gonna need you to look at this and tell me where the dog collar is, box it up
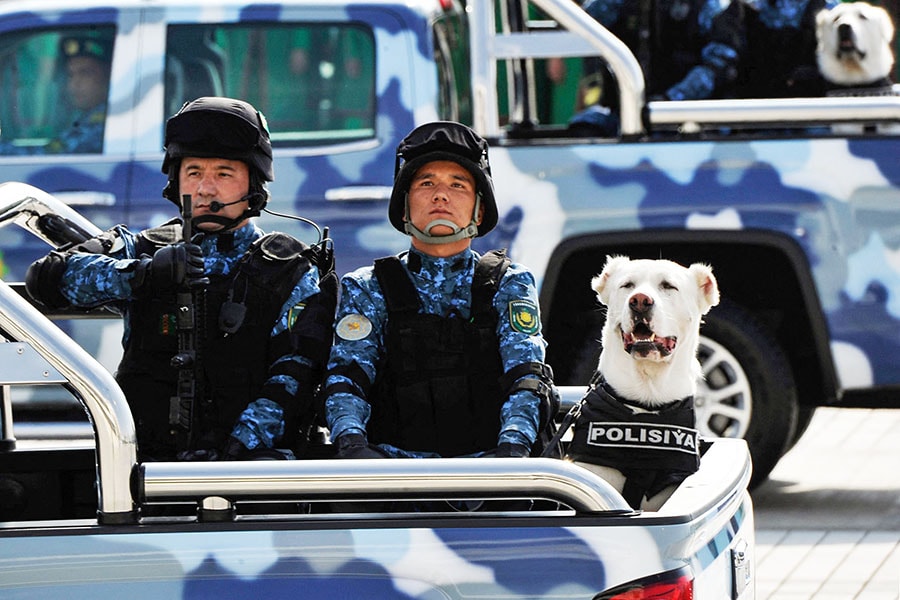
[588,372,693,413]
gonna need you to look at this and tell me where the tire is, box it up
[697,301,799,489]
[567,301,799,489]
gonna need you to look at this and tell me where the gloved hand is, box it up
[567,104,619,137]
[221,436,290,461]
[134,242,208,294]
[494,442,530,458]
[176,448,221,461]
[335,432,384,459]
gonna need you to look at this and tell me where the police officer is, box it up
[25,97,336,461]
[738,0,838,98]
[323,121,557,461]
[569,0,746,134]
[1,34,111,155]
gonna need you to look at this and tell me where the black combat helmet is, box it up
[389,121,498,242]
[161,96,273,216]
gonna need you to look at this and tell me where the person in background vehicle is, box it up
[24,97,337,461]
[568,0,746,135]
[738,0,839,98]
[0,34,111,155]
[323,121,558,461]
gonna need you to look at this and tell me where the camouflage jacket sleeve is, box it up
[59,225,141,307]
[666,0,744,100]
[324,266,384,441]
[232,265,325,450]
[493,262,546,447]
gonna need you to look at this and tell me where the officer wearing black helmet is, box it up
[323,121,557,461]
[26,97,337,462]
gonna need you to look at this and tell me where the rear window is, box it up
[166,23,376,146]
[0,25,115,155]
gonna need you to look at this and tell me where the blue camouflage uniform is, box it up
[59,220,321,453]
[325,245,544,457]
[0,104,106,155]
[582,0,745,101]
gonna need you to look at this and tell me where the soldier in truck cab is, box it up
[0,34,111,155]
[323,121,559,462]
[25,97,337,462]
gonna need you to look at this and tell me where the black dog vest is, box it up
[567,375,700,508]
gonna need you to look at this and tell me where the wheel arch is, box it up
[539,229,838,407]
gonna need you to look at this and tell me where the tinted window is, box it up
[166,23,376,146]
[0,26,114,155]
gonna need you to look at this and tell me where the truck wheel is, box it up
[697,301,799,489]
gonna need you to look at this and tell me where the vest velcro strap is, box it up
[327,361,372,395]
[499,361,554,393]
[323,381,362,398]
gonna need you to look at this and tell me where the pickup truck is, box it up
[0,184,756,598]
[1,0,899,488]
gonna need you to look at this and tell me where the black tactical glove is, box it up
[133,242,208,295]
[494,442,530,458]
[176,448,221,461]
[335,432,385,459]
[25,251,71,309]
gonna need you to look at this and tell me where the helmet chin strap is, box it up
[404,193,482,245]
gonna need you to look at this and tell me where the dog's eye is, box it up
[660,280,678,291]
[620,281,635,290]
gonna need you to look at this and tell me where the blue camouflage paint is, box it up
[0,492,753,598]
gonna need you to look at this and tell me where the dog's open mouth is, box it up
[837,31,865,60]
[621,323,677,357]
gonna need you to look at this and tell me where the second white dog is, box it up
[816,1,895,88]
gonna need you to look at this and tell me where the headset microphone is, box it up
[208,198,245,213]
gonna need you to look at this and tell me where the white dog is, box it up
[566,256,719,510]
[816,2,895,88]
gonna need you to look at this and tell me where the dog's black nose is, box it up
[629,293,653,314]
[838,22,852,41]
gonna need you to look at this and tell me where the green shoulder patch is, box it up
[508,299,540,335]
[288,303,306,329]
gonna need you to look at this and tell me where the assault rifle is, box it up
[168,195,205,451]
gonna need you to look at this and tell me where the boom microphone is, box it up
[208,198,245,212]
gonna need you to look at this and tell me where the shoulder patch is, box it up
[336,313,373,341]
[287,303,307,329]
[508,299,540,335]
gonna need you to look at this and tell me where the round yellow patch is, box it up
[336,313,373,341]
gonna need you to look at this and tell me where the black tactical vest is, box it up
[365,250,510,457]
[116,223,314,457]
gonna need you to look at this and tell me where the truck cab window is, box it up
[166,23,376,146]
[0,26,114,155]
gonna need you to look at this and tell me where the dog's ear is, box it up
[872,4,895,43]
[689,262,720,314]
[815,6,830,33]
[592,255,629,304]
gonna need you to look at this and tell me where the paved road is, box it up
[751,407,900,599]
